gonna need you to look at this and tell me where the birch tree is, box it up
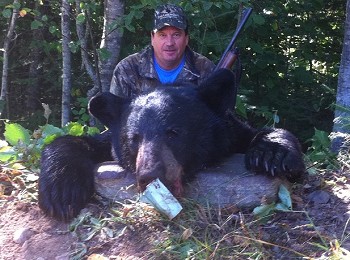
[99,0,124,91]
[331,0,350,150]
[75,0,124,99]
[97,0,124,93]
[61,0,72,126]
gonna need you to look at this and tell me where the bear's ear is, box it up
[198,68,237,115]
[88,92,130,128]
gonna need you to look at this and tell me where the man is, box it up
[110,4,215,98]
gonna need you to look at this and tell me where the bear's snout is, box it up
[135,141,184,196]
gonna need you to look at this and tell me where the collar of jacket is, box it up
[138,45,201,80]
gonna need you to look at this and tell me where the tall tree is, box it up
[61,0,72,126]
[97,0,124,93]
[75,0,98,88]
[333,0,350,134]
[78,0,125,99]
[0,0,19,118]
[26,1,44,114]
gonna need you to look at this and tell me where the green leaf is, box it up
[278,184,292,210]
[76,13,85,24]
[65,122,85,136]
[40,124,64,146]
[202,2,213,11]
[69,41,80,53]
[42,124,64,137]
[253,203,276,217]
[4,123,31,146]
[0,146,17,162]
[272,20,278,30]
[133,10,143,19]
[87,127,100,136]
[83,230,98,241]
[275,202,291,211]
[253,14,265,25]
[41,15,48,22]
[98,47,111,61]
[90,217,101,226]
[31,20,43,30]
[250,42,264,54]
[13,2,21,9]
[80,114,90,122]
[313,129,330,148]
[43,134,60,145]
[49,25,58,34]
[2,9,12,18]
[125,24,135,32]
[235,95,247,118]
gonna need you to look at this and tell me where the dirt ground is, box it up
[0,166,349,259]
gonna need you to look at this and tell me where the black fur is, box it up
[38,69,305,221]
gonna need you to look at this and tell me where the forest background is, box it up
[0,0,348,150]
[0,1,350,258]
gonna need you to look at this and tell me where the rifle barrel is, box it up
[216,7,253,69]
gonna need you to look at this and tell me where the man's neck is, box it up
[156,57,184,70]
[153,54,186,84]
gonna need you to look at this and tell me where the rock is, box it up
[184,155,286,209]
[95,162,137,201]
[329,131,350,153]
[94,154,288,210]
[87,254,109,260]
[307,190,331,204]
[55,253,70,260]
[13,227,34,244]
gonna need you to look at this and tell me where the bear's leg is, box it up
[38,133,112,221]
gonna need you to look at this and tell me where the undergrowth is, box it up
[0,120,349,259]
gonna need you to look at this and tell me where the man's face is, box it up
[151,26,189,70]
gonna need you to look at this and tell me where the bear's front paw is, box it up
[245,129,305,180]
[245,146,304,180]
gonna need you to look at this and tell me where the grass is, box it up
[1,161,349,259]
[63,192,349,259]
[1,133,350,259]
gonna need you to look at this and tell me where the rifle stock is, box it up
[215,7,252,70]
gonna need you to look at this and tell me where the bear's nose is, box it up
[137,169,162,191]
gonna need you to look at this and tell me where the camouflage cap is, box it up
[153,4,187,31]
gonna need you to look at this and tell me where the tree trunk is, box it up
[75,0,98,86]
[87,0,124,98]
[0,0,19,118]
[26,2,42,113]
[98,0,124,92]
[61,0,72,126]
[26,32,41,112]
[331,0,350,151]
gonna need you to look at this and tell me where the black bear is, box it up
[38,69,305,221]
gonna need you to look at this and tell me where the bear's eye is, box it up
[166,128,180,139]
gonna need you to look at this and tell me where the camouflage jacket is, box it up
[109,45,215,98]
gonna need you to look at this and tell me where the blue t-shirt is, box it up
[154,55,185,84]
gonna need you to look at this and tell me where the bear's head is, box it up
[89,68,236,197]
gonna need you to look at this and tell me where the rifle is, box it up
[215,7,252,108]
[215,7,253,70]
